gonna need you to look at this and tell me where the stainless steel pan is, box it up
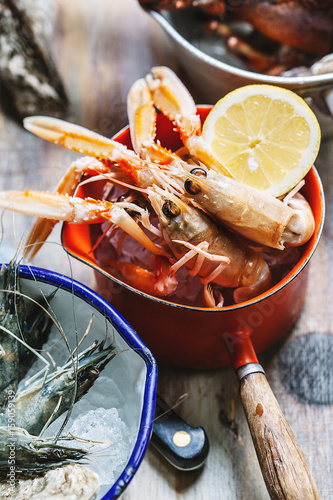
[146,8,333,132]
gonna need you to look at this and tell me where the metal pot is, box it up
[61,106,324,499]
[146,9,333,136]
[148,9,333,97]
[61,107,324,371]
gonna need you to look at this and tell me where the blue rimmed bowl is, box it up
[10,264,158,500]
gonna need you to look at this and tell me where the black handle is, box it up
[151,395,209,471]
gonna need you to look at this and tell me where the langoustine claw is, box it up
[145,66,233,177]
[0,189,168,258]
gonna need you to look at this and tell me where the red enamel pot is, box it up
[62,106,324,498]
[62,106,324,371]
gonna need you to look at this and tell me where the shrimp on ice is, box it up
[0,426,88,478]
[0,265,119,482]
[5,340,116,436]
[0,259,55,406]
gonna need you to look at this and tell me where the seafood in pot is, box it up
[0,67,317,307]
[128,67,315,250]
[138,0,333,74]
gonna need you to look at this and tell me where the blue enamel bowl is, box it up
[11,264,158,499]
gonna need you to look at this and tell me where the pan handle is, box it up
[224,331,320,499]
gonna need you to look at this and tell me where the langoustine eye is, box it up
[162,200,181,218]
[184,167,207,195]
[190,167,207,177]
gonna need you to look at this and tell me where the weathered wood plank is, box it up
[0,0,332,498]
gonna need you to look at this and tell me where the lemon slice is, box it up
[201,84,321,197]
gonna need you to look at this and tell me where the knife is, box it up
[151,395,209,471]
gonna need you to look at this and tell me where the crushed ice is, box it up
[64,406,133,486]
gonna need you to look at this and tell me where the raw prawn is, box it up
[8,340,116,436]
[0,68,315,306]
[146,186,272,303]
[21,102,315,252]
[0,263,119,484]
[0,426,88,479]
[128,67,315,250]
[0,185,271,304]
[0,260,54,405]
[177,166,315,249]
[0,113,273,303]
[0,189,178,297]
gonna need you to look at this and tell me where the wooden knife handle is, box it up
[238,367,320,499]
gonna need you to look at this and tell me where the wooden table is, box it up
[0,1,332,498]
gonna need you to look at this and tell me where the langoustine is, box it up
[127,66,315,250]
[0,162,272,304]
[146,186,272,304]
[20,79,315,255]
[0,68,317,307]
[4,113,273,304]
